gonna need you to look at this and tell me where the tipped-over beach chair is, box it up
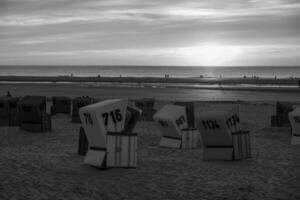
[72,96,94,123]
[288,107,300,145]
[134,98,156,121]
[0,96,19,126]
[78,99,141,168]
[154,104,200,149]
[18,96,51,132]
[51,96,71,115]
[197,105,251,161]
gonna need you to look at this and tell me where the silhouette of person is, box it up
[6,91,11,97]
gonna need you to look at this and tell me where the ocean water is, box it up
[0,65,299,78]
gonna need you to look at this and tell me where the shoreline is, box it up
[0,75,300,86]
[1,82,300,102]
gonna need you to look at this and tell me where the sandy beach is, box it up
[0,78,300,200]
[0,100,299,200]
[1,81,300,102]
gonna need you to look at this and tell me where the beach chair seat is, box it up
[135,98,156,121]
[0,96,20,126]
[51,96,71,115]
[79,99,141,168]
[72,96,94,123]
[197,105,251,161]
[181,128,200,149]
[288,107,300,145]
[18,96,51,132]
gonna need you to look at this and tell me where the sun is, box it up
[179,44,242,66]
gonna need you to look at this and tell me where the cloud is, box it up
[0,0,300,65]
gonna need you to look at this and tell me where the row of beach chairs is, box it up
[1,94,299,169]
[0,95,157,132]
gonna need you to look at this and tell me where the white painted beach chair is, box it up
[288,107,300,145]
[197,105,251,160]
[154,104,200,149]
[79,99,139,168]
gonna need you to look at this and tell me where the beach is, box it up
[0,100,299,200]
[1,80,300,102]
[0,76,300,200]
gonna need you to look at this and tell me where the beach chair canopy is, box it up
[0,97,19,118]
[135,98,155,109]
[197,105,240,146]
[18,96,46,111]
[79,99,128,150]
[18,96,47,123]
[52,96,71,105]
[276,102,295,116]
[289,107,300,136]
[174,101,195,127]
[153,104,188,139]
[73,97,94,108]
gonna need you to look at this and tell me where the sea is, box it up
[0,66,300,79]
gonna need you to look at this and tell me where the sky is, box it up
[0,0,300,66]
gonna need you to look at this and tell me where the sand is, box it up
[1,82,300,102]
[0,101,299,200]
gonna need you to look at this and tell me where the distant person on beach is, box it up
[6,91,11,97]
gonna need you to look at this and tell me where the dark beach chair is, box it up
[134,98,156,121]
[18,96,51,132]
[198,106,251,161]
[0,96,19,126]
[51,96,71,115]
[71,96,94,123]
[271,102,298,127]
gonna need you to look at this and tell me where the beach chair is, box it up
[271,102,296,127]
[154,104,195,148]
[134,98,156,121]
[174,101,200,149]
[197,105,251,161]
[78,99,141,168]
[72,96,94,123]
[77,104,141,156]
[18,96,51,132]
[51,96,71,115]
[288,107,300,145]
[0,96,19,126]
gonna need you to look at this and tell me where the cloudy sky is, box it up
[0,0,300,66]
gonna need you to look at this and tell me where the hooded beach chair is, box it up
[134,98,156,121]
[18,96,51,132]
[154,104,192,148]
[72,96,94,123]
[288,107,300,145]
[271,102,297,127]
[51,96,71,115]
[0,96,19,126]
[78,99,141,168]
[197,105,251,161]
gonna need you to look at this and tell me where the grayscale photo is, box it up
[0,0,299,199]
